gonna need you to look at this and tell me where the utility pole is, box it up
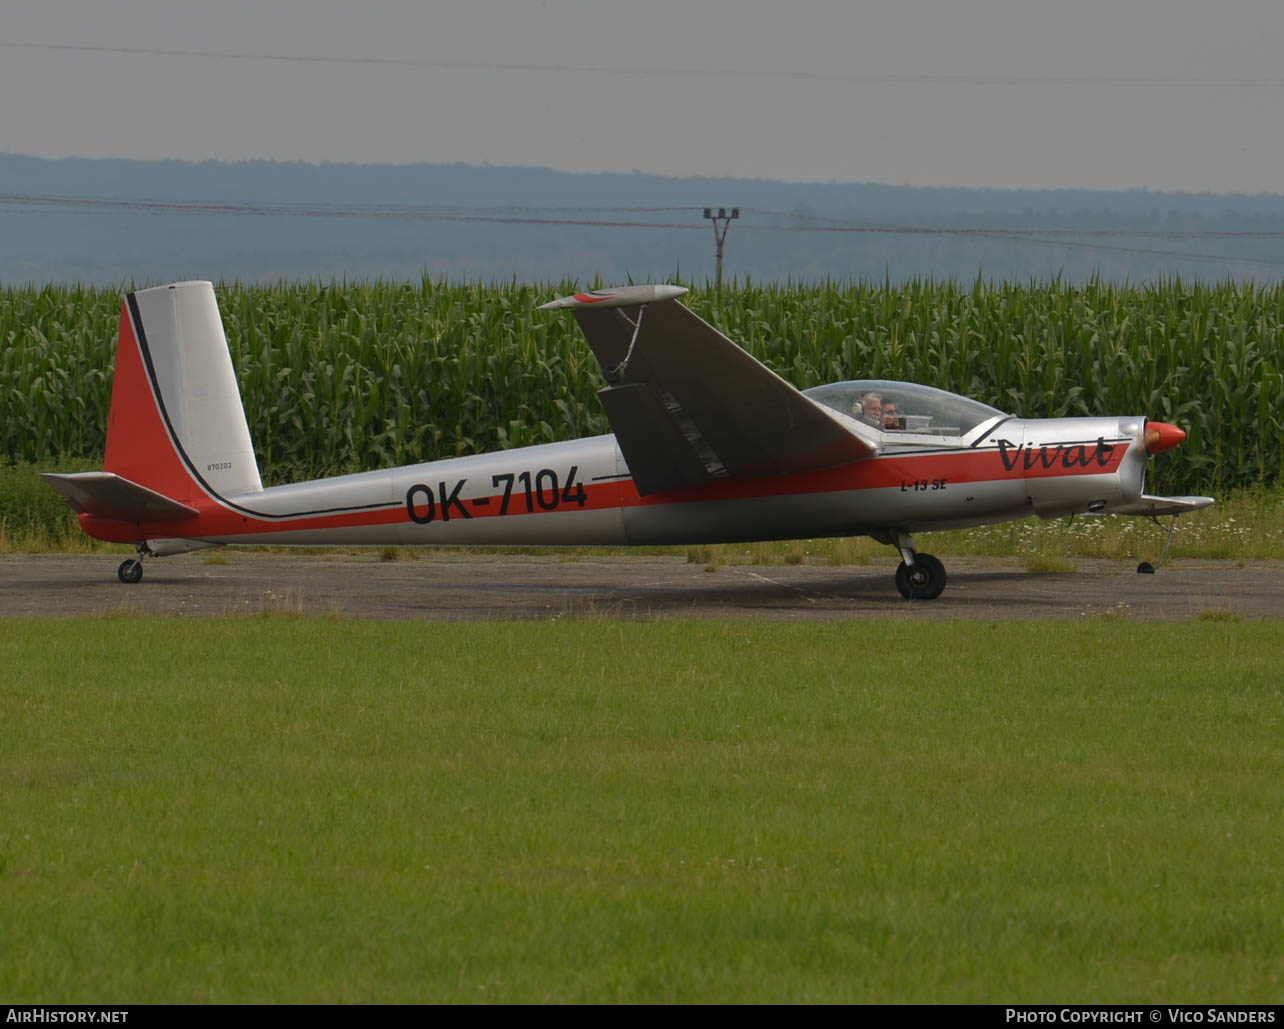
[703,207,739,289]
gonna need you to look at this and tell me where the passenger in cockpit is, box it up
[882,399,901,430]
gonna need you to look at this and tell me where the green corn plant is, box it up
[2,278,1281,496]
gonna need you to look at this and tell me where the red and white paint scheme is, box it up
[43,281,1212,597]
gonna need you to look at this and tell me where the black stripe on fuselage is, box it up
[970,416,1012,448]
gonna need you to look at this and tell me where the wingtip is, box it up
[539,284,688,311]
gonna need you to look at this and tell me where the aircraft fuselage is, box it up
[80,413,1148,550]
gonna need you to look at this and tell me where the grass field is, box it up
[3,618,1282,1003]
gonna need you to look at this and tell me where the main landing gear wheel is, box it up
[895,553,946,600]
[117,559,143,584]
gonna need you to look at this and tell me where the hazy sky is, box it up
[4,0,1283,192]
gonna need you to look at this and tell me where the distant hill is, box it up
[3,153,1284,285]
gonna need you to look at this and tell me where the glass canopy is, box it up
[803,379,1006,437]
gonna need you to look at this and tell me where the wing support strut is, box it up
[603,304,646,384]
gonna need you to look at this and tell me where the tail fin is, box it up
[104,281,262,504]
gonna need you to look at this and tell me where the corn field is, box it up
[2,279,1281,495]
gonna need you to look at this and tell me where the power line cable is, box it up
[4,191,1283,267]
[741,221,1284,269]
[11,192,1284,236]
[5,40,1284,88]
[0,193,703,228]
[743,207,1284,238]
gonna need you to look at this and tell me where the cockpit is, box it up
[803,379,1007,438]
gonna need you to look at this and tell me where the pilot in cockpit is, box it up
[882,399,901,430]
[854,391,883,428]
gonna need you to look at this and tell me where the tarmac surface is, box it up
[1,552,1279,620]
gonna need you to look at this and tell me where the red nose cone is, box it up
[1145,421,1186,455]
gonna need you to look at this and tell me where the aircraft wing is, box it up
[541,287,877,495]
[40,472,200,521]
[1108,494,1216,517]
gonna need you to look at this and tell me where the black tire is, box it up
[895,553,946,600]
[1136,561,1156,574]
[117,559,143,584]
[895,561,914,599]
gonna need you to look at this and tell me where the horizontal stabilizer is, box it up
[1108,494,1216,517]
[40,472,199,521]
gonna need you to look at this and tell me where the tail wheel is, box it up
[117,559,143,584]
[895,553,946,600]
